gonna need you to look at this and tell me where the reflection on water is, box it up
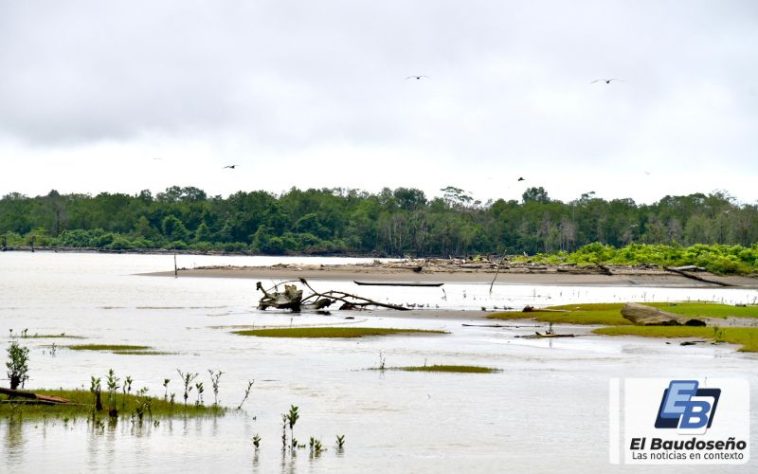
[0,252,756,473]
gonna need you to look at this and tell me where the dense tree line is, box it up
[0,186,756,258]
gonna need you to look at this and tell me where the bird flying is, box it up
[591,78,622,84]
[406,75,429,80]
[518,177,525,182]
[223,164,237,169]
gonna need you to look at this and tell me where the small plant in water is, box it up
[281,414,288,452]
[134,387,152,422]
[6,340,30,390]
[309,437,325,457]
[195,382,204,406]
[122,376,133,409]
[237,379,255,410]
[252,434,261,450]
[163,378,171,400]
[106,369,120,417]
[208,369,223,406]
[336,434,346,450]
[378,351,386,371]
[287,405,300,450]
[90,376,103,411]
[177,369,198,406]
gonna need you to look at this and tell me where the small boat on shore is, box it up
[353,280,444,287]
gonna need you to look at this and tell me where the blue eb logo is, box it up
[655,380,720,430]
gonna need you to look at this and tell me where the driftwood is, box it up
[255,279,409,312]
[664,267,731,287]
[0,387,72,405]
[621,303,706,326]
[299,278,409,311]
[522,306,569,313]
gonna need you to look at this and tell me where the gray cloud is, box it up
[1,0,756,202]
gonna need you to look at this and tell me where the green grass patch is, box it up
[593,326,758,352]
[488,303,631,326]
[67,344,152,352]
[488,302,758,326]
[233,327,448,338]
[0,389,226,420]
[392,364,500,374]
[647,302,758,319]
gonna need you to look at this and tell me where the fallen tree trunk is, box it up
[621,303,706,326]
[0,387,72,404]
[664,267,731,287]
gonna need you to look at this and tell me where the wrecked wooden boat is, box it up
[353,280,444,287]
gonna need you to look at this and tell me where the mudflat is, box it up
[141,260,758,289]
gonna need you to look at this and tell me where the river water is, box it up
[0,252,756,473]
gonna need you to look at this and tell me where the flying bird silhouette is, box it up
[406,75,429,80]
[223,165,237,169]
[591,78,622,84]
[518,177,525,182]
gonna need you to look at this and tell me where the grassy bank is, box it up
[593,326,758,352]
[0,389,226,420]
[488,302,758,352]
[488,302,758,326]
[233,327,448,338]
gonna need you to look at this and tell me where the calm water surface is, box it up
[0,252,756,473]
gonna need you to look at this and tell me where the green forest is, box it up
[1,185,756,272]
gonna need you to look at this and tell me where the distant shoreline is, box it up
[142,261,758,289]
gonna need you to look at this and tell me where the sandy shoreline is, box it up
[141,262,758,289]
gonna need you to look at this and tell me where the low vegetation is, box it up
[489,302,758,352]
[488,302,758,326]
[233,327,448,338]
[67,344,152,353]
[488,303,632,325]
[0,389,225,420]
[593,326,758,353]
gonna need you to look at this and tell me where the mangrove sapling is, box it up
[90,376,103,411]
[281,414,288,452]
[252,434,261,450]
[208,369,223,406]
[378,351,386,371]
[163,378,170,400]
[122,376,133,409]
[177,369,198,406]
[237,380,255,410]
[106,369,120,417]
[195,382,204,406]
[134,387,152,423]
[287,405,300,450]
[336,434,346,450]
[6,340,30,390]
[309,437,325,457]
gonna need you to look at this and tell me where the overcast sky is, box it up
[1,0,756,205]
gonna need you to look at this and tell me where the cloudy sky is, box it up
[1,0,756,204]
